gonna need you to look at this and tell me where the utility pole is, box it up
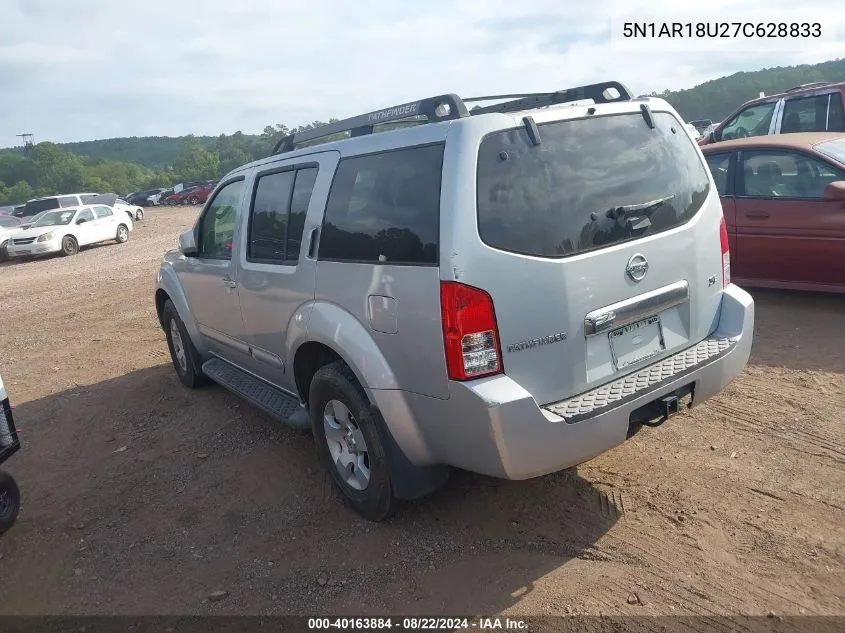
[16,133,34,153]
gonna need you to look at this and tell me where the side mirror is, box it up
[76,218,87,225]
[178,228,198,256]
[823,181,845,202]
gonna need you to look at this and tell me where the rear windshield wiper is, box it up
[606,194,675,220]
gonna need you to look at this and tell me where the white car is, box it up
[6,204,133,258]
[114,198,144,221]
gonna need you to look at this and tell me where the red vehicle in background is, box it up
[164,182,216,206]
[701,132,845,294]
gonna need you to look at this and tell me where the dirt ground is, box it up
[0,207,842,620]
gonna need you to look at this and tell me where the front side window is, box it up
[199,180,243,259]
[76,209,95,224]
[477,112,710,258]
[319,145,443,264]
[93,206,113,218]
[826,92,844,132]
[740,150,845,199]
[781,94,832,133]
[719,102,777,141]
[705,153,732,196]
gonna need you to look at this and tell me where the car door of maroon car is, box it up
[733,148,845,291]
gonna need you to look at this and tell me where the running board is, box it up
[202,358,310,430]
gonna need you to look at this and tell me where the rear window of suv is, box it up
[476,111,711,258]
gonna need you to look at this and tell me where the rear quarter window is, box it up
[319,144,443,265]
[476,111,710,258]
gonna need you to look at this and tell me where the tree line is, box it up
[2,57,843,206]
[0,121,336,206]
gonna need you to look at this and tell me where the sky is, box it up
[1,0,844,144]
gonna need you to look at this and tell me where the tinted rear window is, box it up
[477,111,710,258]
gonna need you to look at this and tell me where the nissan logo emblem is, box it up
[626,254,649,282]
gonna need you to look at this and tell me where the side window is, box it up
[81,194,99,204]
[827,92,844,132]
[719,102,776,141]
[250,170,295,261]
[93,206,112,218]
[318,145,443,264]
[741,151,845,199]
[248,166,317,263]
[782,94,832,133]
[199,180,244,259]
[58,196,78,208]
[76,209,95,223]
[704,153,732,196]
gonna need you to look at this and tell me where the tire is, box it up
[162,299,210,389]
[61,235,79,256]
[0,471,21,534]
[309,361,398,522]
[187,196,199,205]
[116,224,129,243]
[168,199,179,207]
[0,239,8,262]
[135,209,144,221]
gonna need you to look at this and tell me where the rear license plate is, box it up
[609,315,665,369]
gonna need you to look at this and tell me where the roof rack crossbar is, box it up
[467,81,633,115]
[273,94,469,154]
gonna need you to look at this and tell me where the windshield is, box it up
[32,209,76,227]
[476,111,710,258]
[719,102,776,141]
[814,138,845,166]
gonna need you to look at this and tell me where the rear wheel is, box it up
[187,195,199,205]
[162,299,210,389]
[310,361,398,522]
[116,224,129,243]
[0,471,21,534]
[0,239,8,261]
[61,235,78,256]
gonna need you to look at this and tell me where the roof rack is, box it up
[271,80,632,154]
[786,81,831,92]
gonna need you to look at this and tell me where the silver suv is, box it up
[155,81,754,521]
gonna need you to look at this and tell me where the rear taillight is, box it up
[440,282,502,381]
[719,215,731,287]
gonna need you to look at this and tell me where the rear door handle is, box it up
[307,227,319,258]
[746,211,770,219]
[222,275,237,289]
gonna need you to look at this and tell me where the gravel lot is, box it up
[0,206,842,620]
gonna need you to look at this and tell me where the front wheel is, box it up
[162,299,210,389]
[310,361,398,522]
[116,224,129,243]
[61,235,79,256]
[0,471,21,534]
[187,196,199,205]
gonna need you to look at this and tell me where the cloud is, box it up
[1,0,844,143]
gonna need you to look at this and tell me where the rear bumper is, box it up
[372,284,754,479]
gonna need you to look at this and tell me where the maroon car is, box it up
[702,132,845,294]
